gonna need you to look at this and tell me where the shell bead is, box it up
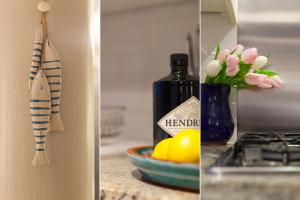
[38,1,51,12]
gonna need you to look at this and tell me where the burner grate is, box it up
[238,132,300,165]
[207,131,300,173]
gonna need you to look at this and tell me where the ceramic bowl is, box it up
[101,106,125,145]
[127,146,199,191]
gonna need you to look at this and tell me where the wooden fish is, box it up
[42,39,64,132]
[30,69,51,166]
[29,24,43,90]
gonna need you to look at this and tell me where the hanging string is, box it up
[41,13,48,43]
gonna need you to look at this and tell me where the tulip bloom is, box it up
[233,44,244,55]
[242,48,257,64]
[245,71,272,88]
[206,60,222,77]
[217,49,230,63]
[226,55,240,76]
[252,56,268,69]
[270,75,284,88]
[258,77,273,89]
[205,44,282,89]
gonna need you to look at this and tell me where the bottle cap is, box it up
[170,53,188,68]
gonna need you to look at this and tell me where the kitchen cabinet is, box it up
[102,0,193,14]
[102,0,237,25]
[201,0,238,63]
[202,0,237,24]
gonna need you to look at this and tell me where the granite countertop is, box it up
[202,145,300,200]
[101,154,199,200]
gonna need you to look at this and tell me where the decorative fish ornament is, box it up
[30,70,51,166]
[29,24,43,90]
[42,39,64,132]
[29,0,63,166]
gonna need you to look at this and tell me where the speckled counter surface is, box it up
[202,146,300,200]
[101,154,199,200]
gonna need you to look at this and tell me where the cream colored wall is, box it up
[0,0,94,200]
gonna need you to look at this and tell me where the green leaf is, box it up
[214,43,221,60]
[228,78,244,85]
[205,75,213,83]
[254,69,278,76]
[237,62,252,77]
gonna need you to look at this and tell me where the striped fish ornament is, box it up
[29,24,43,91]
[30,70,51,166]
[42,39,64,132]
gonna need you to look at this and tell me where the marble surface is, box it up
[101,154,199,200]
[202,145,300,200]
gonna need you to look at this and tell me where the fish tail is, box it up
[49,113,64,132]
[32,151,50,167]
[32,132,50,167]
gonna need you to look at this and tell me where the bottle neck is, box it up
[171,66,188,79]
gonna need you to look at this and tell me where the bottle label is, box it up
[157,96,200,137]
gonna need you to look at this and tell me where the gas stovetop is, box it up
[207,132,300,174]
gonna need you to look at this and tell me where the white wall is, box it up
[201,12,237,80]
[101,0,198,142]
[0,0,94,200]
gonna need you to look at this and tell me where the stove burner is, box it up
[261,143,289,164]
[259,132,300,164]
[261,143,300,163]
[208,131,300,173]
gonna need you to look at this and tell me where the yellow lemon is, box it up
[152,138,173,160]
[167,129,200,163]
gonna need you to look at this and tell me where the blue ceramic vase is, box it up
[201,83,234,145]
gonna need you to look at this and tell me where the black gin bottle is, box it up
[153,53,199,147]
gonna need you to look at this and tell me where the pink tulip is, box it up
[233,44,244,55]
[245,71,272,88]
[217,49,230,63]
[242,47,257,64]
[258,77,273,89]
[226,55,240,76]
[270,75,284,88]
[244,72,263,85]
